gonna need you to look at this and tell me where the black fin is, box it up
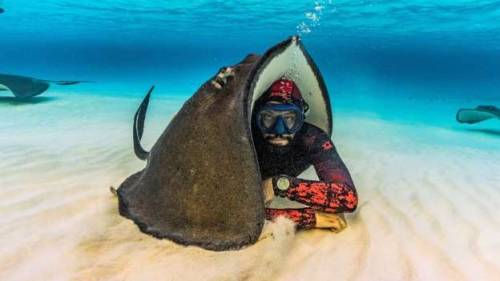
[133,86,155,160]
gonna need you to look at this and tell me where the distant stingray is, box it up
[456,105,500,124]
[0,73,90,98]
[0,0,4,14]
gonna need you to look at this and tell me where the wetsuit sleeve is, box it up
[273,134,358,213]
[265,208,316,229]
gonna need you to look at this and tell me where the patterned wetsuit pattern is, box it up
[255,123,358,229]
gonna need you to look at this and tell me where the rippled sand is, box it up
[1,91,499,281]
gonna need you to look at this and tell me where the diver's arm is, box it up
[265,207,348,231]
[265,208,316,229]
[273,138,358,213]
[263,177,349,229]
[262,179,315,228]
[275,179,357,213]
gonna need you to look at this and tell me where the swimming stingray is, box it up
[456,105,500,124]
[117,36,333,251]
[0,73,89,98]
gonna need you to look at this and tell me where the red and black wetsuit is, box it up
[254,122,358,229]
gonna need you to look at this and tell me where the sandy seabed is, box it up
[1,91,499,281]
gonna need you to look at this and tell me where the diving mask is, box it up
[256,103,305,135]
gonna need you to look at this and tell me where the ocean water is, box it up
[1,1,500,128]
[1,1,500,281]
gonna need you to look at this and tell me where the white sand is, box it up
[1,91,499,281]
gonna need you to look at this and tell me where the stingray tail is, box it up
[42,80,93,86]
[133,85,155,160]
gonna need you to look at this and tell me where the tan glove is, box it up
[315,211,347,233]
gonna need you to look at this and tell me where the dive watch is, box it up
[273,175,291,195]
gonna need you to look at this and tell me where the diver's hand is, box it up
[315,211,347,233]
[262,178,275,206]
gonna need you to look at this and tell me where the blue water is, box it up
[1,0,499,129]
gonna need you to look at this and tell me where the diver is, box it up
[253,78,358,231]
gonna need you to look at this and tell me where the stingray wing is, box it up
[457,105,500,124]
[0,74,50,98]
[118,56,265,251]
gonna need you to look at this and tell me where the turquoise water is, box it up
[1,0,499,130]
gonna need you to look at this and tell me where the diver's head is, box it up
[254,78,308,147]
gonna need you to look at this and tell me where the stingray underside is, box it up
[117,36,332,251]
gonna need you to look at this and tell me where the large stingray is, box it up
[117,36,333,251]
[456,105,500,124]
[0,73,88,98]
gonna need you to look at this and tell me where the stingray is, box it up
[117,36,333,251]
[456,105,500,124]
[0,73,89,98]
